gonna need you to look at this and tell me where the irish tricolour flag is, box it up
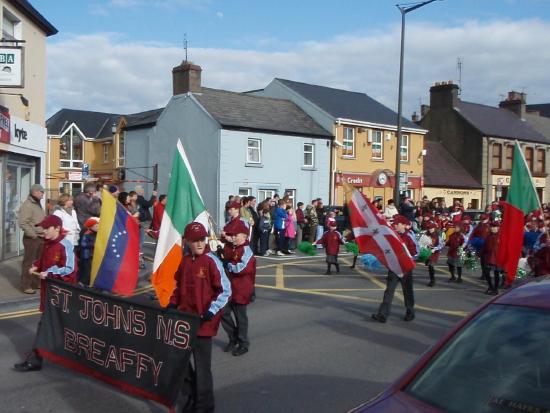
[496,141,541,286]
[152,139,209,306]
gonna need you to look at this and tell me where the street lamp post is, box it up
[393,0,441,208]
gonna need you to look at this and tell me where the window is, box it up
[117,131,125,167]
[492,143,502,169]
[342,127,355,157]
[505,145,514,170]
[284,189,296,208]
[400,134,409,162]
[238,187,251,197]
[2,9,20,41]
[536,149,545,174]
[59,182,83,196]
[103,143,109,163]
[59,126,84,169]
[303,143,314,167]
[258,189,276,202]
[372,130,383,159]
[247,138,261,164]
[525,147,534,172]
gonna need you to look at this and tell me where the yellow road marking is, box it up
[275,264,284,289]
[433,265,484,286]
[256,284,380,304]
[0,309,40,320]
[257,260,320,270]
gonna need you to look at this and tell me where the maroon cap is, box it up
[184,222,208,241]
[480,214,490,220]
[425,220,438,230]
[226,200,241,211]
[225,219,249,236]
[328,219,337,228]
[392,214,410,226]
[36,215,62,229]
[490,220,501,227]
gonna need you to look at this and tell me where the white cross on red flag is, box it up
[346,184,415,277]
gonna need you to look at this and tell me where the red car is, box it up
[350,276,550,412]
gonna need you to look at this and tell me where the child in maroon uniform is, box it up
[14,215,77,372]
[479,221,503,295]
[446,222,466,283]
[470,214,491,280]
[425,221,444,287]
[168,222,231,413]
[315,220,345,274]
[221,219,256,356]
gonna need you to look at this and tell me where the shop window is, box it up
[247,138,261,164]
[342,127,355,158]
[536,148,545,173]
[492,143,502,169]
[303,143,314,167]
[372,130,383,160]
[400,135,409,162]
[59,125,84,169]
[470,199,479,209]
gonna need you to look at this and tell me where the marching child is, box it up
[314,220,345,275]
[479,221,503,295]
[446,222,466,283]
[14,215,78,372]
[78,217,99,286]
[425,221,444,287]
[221,219,256,356]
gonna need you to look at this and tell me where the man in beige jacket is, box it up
[18,184,46,294]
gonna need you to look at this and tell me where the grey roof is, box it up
[527,104,550,119]
[525,113,550,140]
[8,0,57,36]
[46,109,121,140]
[194,87,333,138]
[275,78,420,129]
[424,141,482,189]
[455,101,550,144]
[124,108,164,130]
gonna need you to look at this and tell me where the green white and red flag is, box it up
[496,141,541,285]
[152,139,209,307]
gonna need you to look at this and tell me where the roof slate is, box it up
[275,78,420,130]
[524,113,550,140]
[455,101,549,144]
[423,141,482,189]
[193,88,333,138]
[124,108,164,130]
[46,109,121,140]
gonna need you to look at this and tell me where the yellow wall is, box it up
[333,123,425,205]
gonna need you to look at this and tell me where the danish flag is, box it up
[346,185,415,277]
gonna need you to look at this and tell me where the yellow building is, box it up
[45,109,122,199]
[253,78,427,205]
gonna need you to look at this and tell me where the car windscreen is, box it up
[405,305,550,413]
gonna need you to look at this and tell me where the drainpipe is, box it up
[332,121,340,204]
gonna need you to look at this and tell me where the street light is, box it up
[393,0,442,207]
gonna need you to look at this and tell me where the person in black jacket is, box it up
[248,196,260,254]
[399,196,416,222]
[135,185,157,269]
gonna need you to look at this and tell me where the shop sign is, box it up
[492,174,545,188]
[9,115,47,152]
[0,108,9,143]
[68,171,83,181]
[335,173,369,187]
[0,47,23,87]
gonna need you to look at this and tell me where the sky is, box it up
[32,0,550,120]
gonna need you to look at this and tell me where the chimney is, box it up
[420,104,430,118]
[172,61,202,95]
[499,90,526,119]
[429,81,459,110]
[411,111,418,123]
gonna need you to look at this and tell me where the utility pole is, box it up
[394,0,442,207]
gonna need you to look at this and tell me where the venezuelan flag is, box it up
[90,190,140,295]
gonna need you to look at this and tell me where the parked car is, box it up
[349,276,550,413]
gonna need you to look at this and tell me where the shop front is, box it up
[422,187,483,210]
[491,174,547,203]
[334,170,422,205]
[0,115,46,260]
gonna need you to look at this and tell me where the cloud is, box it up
[45,19,550,121]
[216,11,223,19]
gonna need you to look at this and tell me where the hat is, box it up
[425,221,438,230]
[108,185,118,193]
[480,214,490,220]
[36,215,62,229]
[328,219,337,228]
[373,196,383,202]
[84,217,100,228]
[392,214,410,226]
[490,221,500,227]
[30,184,45,193]
[226,200,241,210]
[184,222,208,242]
[224,219,249,236]
[463,215,472,222]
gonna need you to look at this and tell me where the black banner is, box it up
[35,279,200,407]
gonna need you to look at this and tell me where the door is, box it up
[3,163,34,258]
